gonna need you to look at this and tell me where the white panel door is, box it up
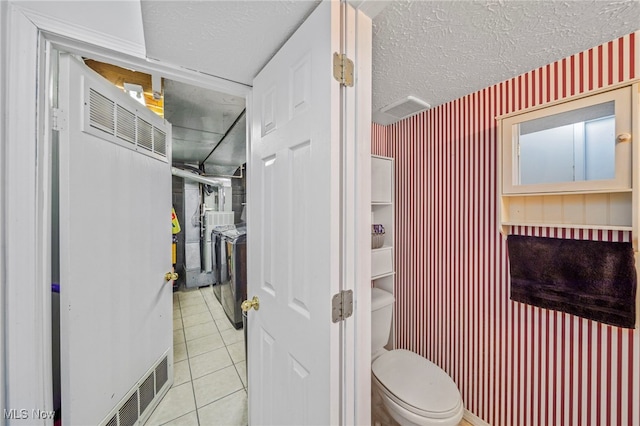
[247,1,343,424]
[58,54,173,425]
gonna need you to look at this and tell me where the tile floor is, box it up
[145,287,474,426]
[145,286,247,426]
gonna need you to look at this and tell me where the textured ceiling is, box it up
[140,0,640,164]
[372,0,640,124]
[141,0,321,86]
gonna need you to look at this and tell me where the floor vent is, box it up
[85,86,168,162]
[99,354,170,426]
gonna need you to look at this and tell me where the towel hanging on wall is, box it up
[507,235,637,329]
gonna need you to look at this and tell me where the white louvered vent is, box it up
[86,86,168,162]
[89,89,115,134]
[105,414,117,426]
[138,373,155,415]
[118,393,138,426]
[99,355,169,426]
[116,105,136,145]
[155,357,168,393]
[154,128,167,156]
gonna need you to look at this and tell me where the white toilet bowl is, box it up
[370,288,463,426]
[372,349,464,426]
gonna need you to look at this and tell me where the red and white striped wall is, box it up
[372,31,639,426]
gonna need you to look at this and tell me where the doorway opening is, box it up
[50,53,251,425]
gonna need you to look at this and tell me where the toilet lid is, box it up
[372,349,461,415]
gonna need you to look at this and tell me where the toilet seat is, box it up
[372,350,463,421]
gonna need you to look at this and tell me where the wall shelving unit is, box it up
[372,155,395,348]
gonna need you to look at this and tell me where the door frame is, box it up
[0,2,373,424]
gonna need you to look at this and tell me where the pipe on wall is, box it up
[171,167,231,187]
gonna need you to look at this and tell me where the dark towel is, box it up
[507,235,637,328]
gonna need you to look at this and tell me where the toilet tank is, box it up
[371,288,395,354]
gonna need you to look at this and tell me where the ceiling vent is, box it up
[380,95,431,119]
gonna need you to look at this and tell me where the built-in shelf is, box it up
[372,271,395,280]
[371,154,395,348]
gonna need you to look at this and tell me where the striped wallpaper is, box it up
[372,32,639,426]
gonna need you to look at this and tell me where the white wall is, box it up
[12,0,146,57]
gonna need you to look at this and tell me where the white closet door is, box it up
[58,54,173,425]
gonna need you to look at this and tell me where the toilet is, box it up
[371,288,464,426]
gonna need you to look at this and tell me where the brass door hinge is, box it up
[333,52,354,87]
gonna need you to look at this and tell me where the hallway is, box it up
[145,287,247,425]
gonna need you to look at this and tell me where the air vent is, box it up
[154,128,167,156]
[105,414,118,426]
[118,392,139,426]
[116,105,136,144]
[89,89,115,134]
[380,95,431,119]
[98,354,169,426]
[137,119,153,151]
[155,357,168,393]
[139,373,155,415]
[84,85,168,161]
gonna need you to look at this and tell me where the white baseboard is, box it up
[464,409,491,426]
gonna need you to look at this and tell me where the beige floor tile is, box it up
[160,410,199,426]
[179,290,204,301]
[234,362,247,388]
[214,317,234,332]
[192,365,243,408]
[180,299,208,316]
[173,317,183,331]
[197,390,247,426]
[227,341,245,364]
[144,383,195,425]
[189,347,233,379]
[173,329,185,345]
[173,360,191,387]
[210,308,227,321]
[186,333,225,358]
[182,312,214,328]
[181,302,209,316]
[220,328,244,346]
[174,342,187,363]
[173,309,182,319]
[184,322,218,342]
[180,293,207,304]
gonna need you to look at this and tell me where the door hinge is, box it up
[333,52,354,87]
[51,108,65,131]
[332,289,354,323]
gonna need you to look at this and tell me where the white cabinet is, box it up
[371,155,394,348]
[497,82,639,241]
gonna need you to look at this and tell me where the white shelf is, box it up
[502,222,632,232]
[372,271,395,280]
[371,155,395,287]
